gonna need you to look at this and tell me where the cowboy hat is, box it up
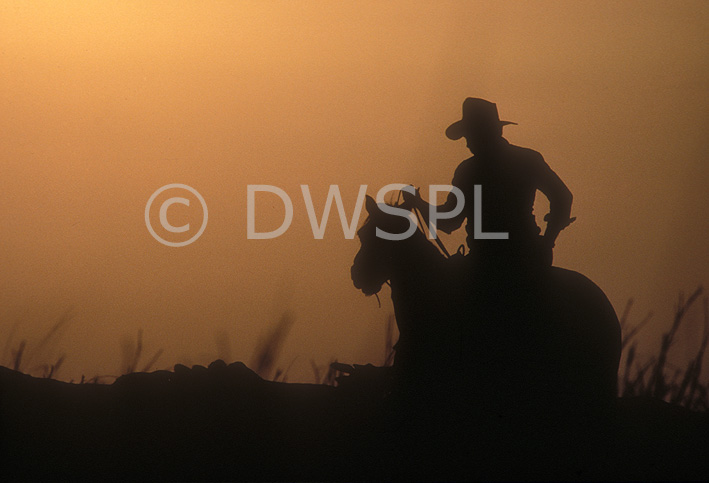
[445,98,516,140]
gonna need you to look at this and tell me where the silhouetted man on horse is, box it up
[403,98,575,275]
[349,101,622,469]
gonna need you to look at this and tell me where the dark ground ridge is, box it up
[1,361,707,481]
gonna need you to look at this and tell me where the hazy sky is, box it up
[1,1,707,381]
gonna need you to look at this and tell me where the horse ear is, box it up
[365,195,377,214]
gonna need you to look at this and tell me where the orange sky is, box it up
[1,1,707,381]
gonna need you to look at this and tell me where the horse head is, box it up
[351,195,445,295]
[351,195,409,295]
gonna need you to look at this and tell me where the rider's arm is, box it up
[535,153,573,244]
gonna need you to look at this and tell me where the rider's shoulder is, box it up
[506,142,545,162]
[505,143,550,172]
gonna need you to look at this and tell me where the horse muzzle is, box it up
[351,263,384,296]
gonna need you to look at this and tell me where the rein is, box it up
[411,204,452,259]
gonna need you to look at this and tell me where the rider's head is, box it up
[445,98,515,154]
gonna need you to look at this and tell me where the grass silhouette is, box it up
[619,286,708,411]
[2,290,708,411]
[120,329,164,375]
[1,309,71,378]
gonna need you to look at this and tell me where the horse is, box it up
[351,195,622,415]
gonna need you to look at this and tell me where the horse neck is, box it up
[387,229,444,287]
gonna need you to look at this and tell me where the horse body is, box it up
[352,198,621,411]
